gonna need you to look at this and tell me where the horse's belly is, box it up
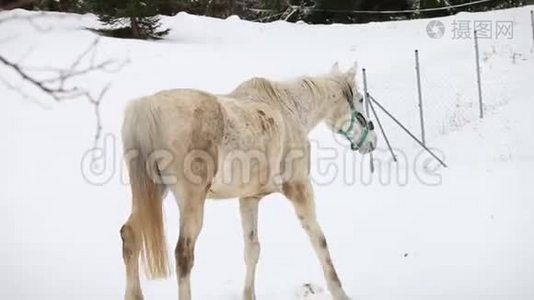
[207,178,277,199]
[207,150,279,199]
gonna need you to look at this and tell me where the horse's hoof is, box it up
[125,292,144,300]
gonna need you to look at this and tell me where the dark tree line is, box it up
[1,0,529,34]
[287,0,527,23]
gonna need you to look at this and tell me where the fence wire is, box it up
[363,36,531,154]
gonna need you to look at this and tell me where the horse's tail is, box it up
[122,99,169,279]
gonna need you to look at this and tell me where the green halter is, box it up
[337,103,369,151]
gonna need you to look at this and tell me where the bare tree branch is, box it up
[86,84,110,149]
[0,54,79,100]
[0,37,129,148]
[0,74,51,108]
[1,5,127,148]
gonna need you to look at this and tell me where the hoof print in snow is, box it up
[297,283,325,299]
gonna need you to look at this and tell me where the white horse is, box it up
[120,62,377,300]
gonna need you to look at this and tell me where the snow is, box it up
[1,6,533,300]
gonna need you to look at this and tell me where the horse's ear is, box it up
[346,60,358,77]
[330,62,340,74]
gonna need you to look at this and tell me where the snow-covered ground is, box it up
[1,6,533,300]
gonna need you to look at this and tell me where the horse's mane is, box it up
[229,75,352,116]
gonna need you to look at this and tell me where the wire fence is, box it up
[359,8,534,168]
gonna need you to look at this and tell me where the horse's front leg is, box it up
[282,180,350,300]
[172,185,207,300]
[239,195,262,300]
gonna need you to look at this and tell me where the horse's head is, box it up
[325,62,377,154]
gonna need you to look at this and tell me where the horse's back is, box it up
[145,88,225,146]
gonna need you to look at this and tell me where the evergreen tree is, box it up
[89,0,170,39]
[37,0,84,12]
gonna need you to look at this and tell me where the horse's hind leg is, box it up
[120,215,143,300]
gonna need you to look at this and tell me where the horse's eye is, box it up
[356,113,367,126]
[359,96,364,103]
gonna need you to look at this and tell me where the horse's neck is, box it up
[228,77,334,134]
[278,80,331,133]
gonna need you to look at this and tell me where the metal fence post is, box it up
[531,10,534,50]
[362,68,374,173]
[414,49,426,145]
[474,30,483,119]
